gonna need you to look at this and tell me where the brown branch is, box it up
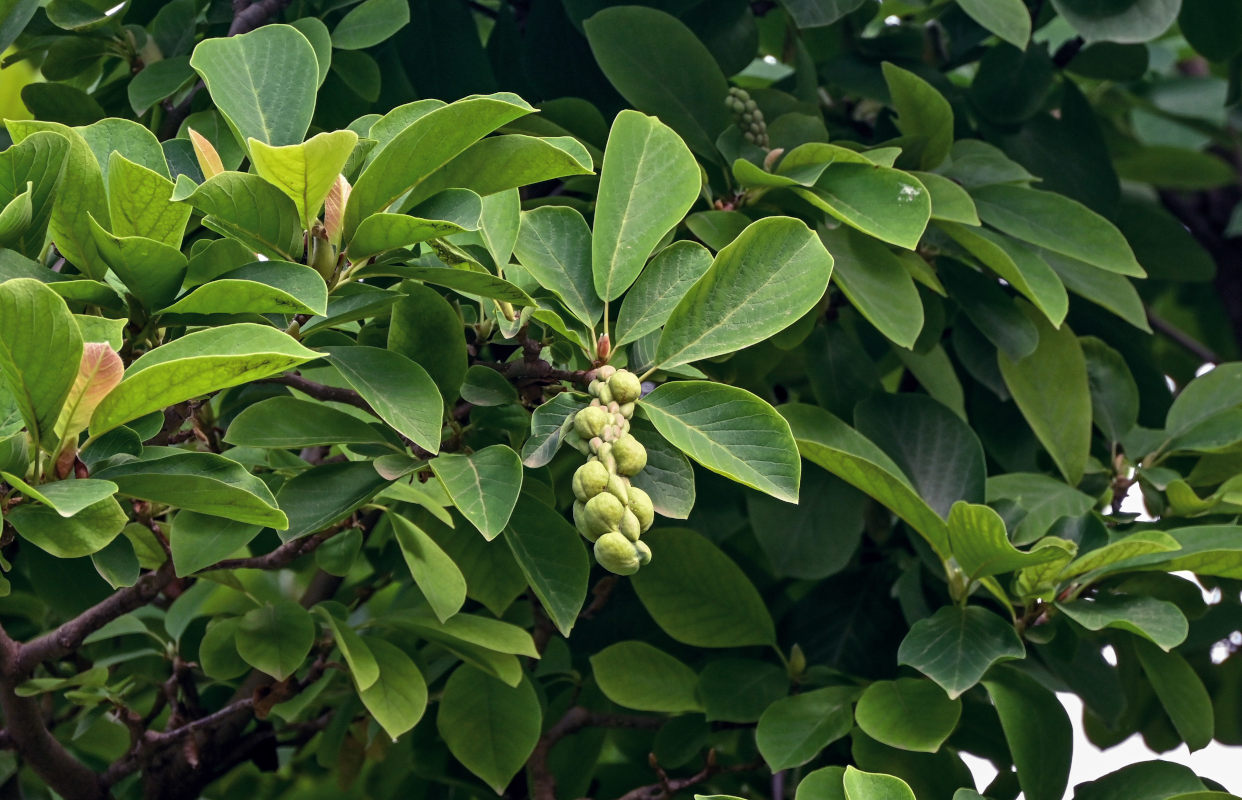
[529,707,664,800]
[0,624,107,799]
[479,360,593,385]
[258,374,373,414]
[1146,307,1221,365]
[613,752,765,800]
[17,562,176,676]
[203,520,349,573]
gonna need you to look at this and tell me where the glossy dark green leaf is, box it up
[322,345,444,454]
[1132,638,1214,752]
[756,687,856,770]
[882,63,953,170]
[513,205,601,327]
[331,0,410,50]
[503,493,588,637]
[436,666,541,794]
[855,678,961,753]
[899,606,1025,698]
[431,445,522,540]
[698,658,788,723]
[276,460,391,541]
[169,510,260,576]
[224,396,389,449]
[1057,595,1188,650]
[747,466,864,580]
[983,667,1072,800]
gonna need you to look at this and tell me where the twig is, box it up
[614,752,765,800]
[259,373,374,413]
[1146,307,1221,365]
[529,707,663,800]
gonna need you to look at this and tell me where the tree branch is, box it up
[529,706,663,800]
[478,360,593,385]
[259,374,374,414]
[1146,307,1221,365]
[613,752,765,800]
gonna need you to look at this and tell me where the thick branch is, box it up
[614,753,764,800]
[227,0,293,35]
[203,521,347,572]
[479,360,592,385]
[17,562,176,676]
[0,625,106,799]
[259,374,373,413]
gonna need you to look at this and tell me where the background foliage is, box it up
[1,0,1242,799]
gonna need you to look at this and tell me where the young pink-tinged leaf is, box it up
[325,174,350,247]
[55,342,123,444]
[187,127,224,180]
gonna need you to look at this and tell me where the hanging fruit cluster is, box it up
[566,367,655,575]
[726,86,769,149]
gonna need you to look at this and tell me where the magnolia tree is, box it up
[0,0,1241,799]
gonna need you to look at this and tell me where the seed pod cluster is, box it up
[568,367,654,575]
[725,86,769,149]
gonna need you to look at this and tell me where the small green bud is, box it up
[573,460,610,502]
[612,433,647,476]
[584,492,625,535]
[627,486,654,532]
[574,405,611,439]
[619,508,642,542]
[608,370,642,404]
[634,540,652,566]
[595,532,640,575]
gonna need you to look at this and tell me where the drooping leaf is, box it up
[819,226,923,349]
[1132,637,1214,752]
[502,493,589,637]
[389,513,467,623]
[331,0,410,50]
[983,667,1073,800]
[882,63,953,170]
[249,130,358,230]
[436,666,542,794]
[357,637,427,741]
[795,165,930,250]
[321,345,444,454]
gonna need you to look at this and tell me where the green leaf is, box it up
[168,510,260,577]
[898,606,1025,698]
[0,0,40,53]
[87,218,187,310]
[322,345,444,454]
[911,172,980,225]
[1180,0,1242,61]
[1072,762,1206,800]
[276,460,391,541]
[502,493,589,637]
[781,0,867,28]
[1132,637,1215,751]
[396,610,538,659]
[795,767,848,800]
[107,152,191,247]
[331,0,410,49]
[1050,0,1180,44]
[357,637,427,740]
[631,528,775,648]
[583,6,731,159]
[881,63,953,170]
[1166,363,1242,440]
[592,110,701,302]
[657,217,832,368]
[749,467,863,580]
[947,502,1065,581]
[641,381,800,503]
[436,666,542,794]
[225,396,388,448]
[358,263,535,307]
[158,261,328,317]
[0,130,69,258]
[6,495,126,558]
[843,767,918,800]
[628,415,696,520]
[819,226,922,348]
[855,679,961,753]
[782,404,951,558]
[94,451,286,528]
[0,278,83,448]
[343,93,534,242]
[189,24,318,148]
[236,600,315,681]
[938,222,1068,327]
[987,472,1096,544]
[794,166,930,250]
[957,0,1032,47]
[698,659,789,723]
[0,473,117,517]
[90,324,319,436]
[431,446,522,540]
[615,241,712,347]
[460,365,519,407]
[521,393,580,468]
[6,120,109,278]
[998,306,1091,485]
[971,185,1143,277]
[313,606,379,689]
[1082,336,1139,443]
[590,641,703,713]
[348,205,481,261]
[390,513,467,623]
[127,55,194,116]
[172,172,304,262]
[756,687,856,770]
[249,130,358,230]
[853,393,984,518]
[983,667,1072,800]
[1057,595,1188,650]
[513,205,601,327]
[388,282,467,407]
[92,535,139,589]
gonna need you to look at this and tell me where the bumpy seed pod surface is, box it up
[608,370,642,404]
[573,460,610,502]
[627,486,654,532]
[584,492,625,535]
[574,405,611,439]
[611,433,647,476]
[595,532,641,575]
[619,508,642,542]
[634,540,652,566]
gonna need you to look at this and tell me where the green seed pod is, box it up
[573,460,610,502]
[608,370,642,404]
[627,486,654,532]
[619,508,641,542]
[584,492,625,535]
[606,472,630,505]
[574,405,611,439]
[744,132,757,144]
[612,433,647,476]
[618,401,636,419]
[597,365,617,380]
[634,540,652,566]
[596,384,614,405]
[573,500,600,542]
[594,532,640,576]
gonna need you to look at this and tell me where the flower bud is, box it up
[595,532,640,575]
[612,433,647,476]
[608,370,642,404]
[574,405,611,439]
